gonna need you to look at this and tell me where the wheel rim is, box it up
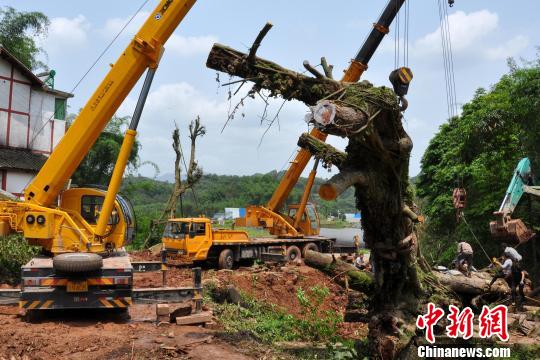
[290,252,297,260]
[226,256,233,268]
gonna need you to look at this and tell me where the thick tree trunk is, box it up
[304,250,374,293]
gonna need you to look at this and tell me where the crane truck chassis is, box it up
[160,217,348,269]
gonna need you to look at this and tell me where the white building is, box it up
[224,207,246,220]
[345,212,362,223]
[0,47,72,197]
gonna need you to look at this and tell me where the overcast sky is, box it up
[2,0,539,179]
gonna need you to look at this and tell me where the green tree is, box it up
[72,115,141,186]
[417,55,540,268]
[0,7,49,70]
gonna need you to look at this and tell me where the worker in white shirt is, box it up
[501,243,526,310]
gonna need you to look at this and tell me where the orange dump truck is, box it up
[161,217,336,269]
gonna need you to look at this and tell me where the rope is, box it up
[460,213,491,263]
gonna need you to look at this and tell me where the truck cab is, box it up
[286,203,320,236]
[162,218,249,262]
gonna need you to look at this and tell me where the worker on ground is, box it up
[489,254,512,288]
[354,253,367,270]
[455,240,474,277]
[353,234,361,254]
[501,243,525,310]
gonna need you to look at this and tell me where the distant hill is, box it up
[121,171,357,247]
[122,171,357,217]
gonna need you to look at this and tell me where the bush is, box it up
[0,234,40,284]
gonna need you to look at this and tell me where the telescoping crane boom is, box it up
[236,0,412,238]
[0,0,198,311]
[0,0,196,254]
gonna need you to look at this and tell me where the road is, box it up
[320,227,363,247]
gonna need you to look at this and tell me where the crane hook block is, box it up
[389,67,413,97]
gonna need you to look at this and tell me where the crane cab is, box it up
[286,202,320,236]
[58,187,136,249]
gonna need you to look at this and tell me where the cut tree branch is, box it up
[297,132,346,169]
[320,57,334,79]
[247,22,273,64]
[319,170,367,201]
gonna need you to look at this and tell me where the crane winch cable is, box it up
[28,0,152,148]
[393,0,410,70]
[460,212,492,263]
[437,0,458,119]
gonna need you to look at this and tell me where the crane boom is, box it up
[24,0,197,207]
[0,0,198,255]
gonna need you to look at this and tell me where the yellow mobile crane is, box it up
[235,0,412,238]
[0,0,198,311]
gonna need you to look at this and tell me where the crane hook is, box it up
[448,0,455,7]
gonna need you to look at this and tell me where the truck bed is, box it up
[212,235,335,246]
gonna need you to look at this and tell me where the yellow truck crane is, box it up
[0,0,199,311]
[235,0,411,238]
[161,217,335,269]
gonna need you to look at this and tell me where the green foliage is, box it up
[72,115,142,186]
[208,284,355,358]
[417,55,540,267]
[0,7,49,70]
[122,172,357,248]
[0,234,40,284]
[295,285,342,342]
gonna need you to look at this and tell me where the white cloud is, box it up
[44,15,90,52]
[416,10,498,54]
[101,11,216,57]
[484,35,529,60]
[101,11,149,37]
[118,81,322,177]
[166,34,218,57]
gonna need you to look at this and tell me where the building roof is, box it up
[0,46,73,99]
[0,147,47,172]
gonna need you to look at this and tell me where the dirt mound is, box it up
[213,264,347,317]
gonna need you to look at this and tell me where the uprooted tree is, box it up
[206,31,434,357]
[143,117,205,248]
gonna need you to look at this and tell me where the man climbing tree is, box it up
[144,116,205,247]
[0,6,49,70]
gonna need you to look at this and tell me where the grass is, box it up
[205,281,358,359]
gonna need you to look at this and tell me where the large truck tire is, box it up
[218,249,234,270]
[302,242,319,257]
[53,253,103,273]
[286,245,301,262]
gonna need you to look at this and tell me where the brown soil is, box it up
[0,304,253,360]
[0,255,365,360]
[1,254,538,359]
